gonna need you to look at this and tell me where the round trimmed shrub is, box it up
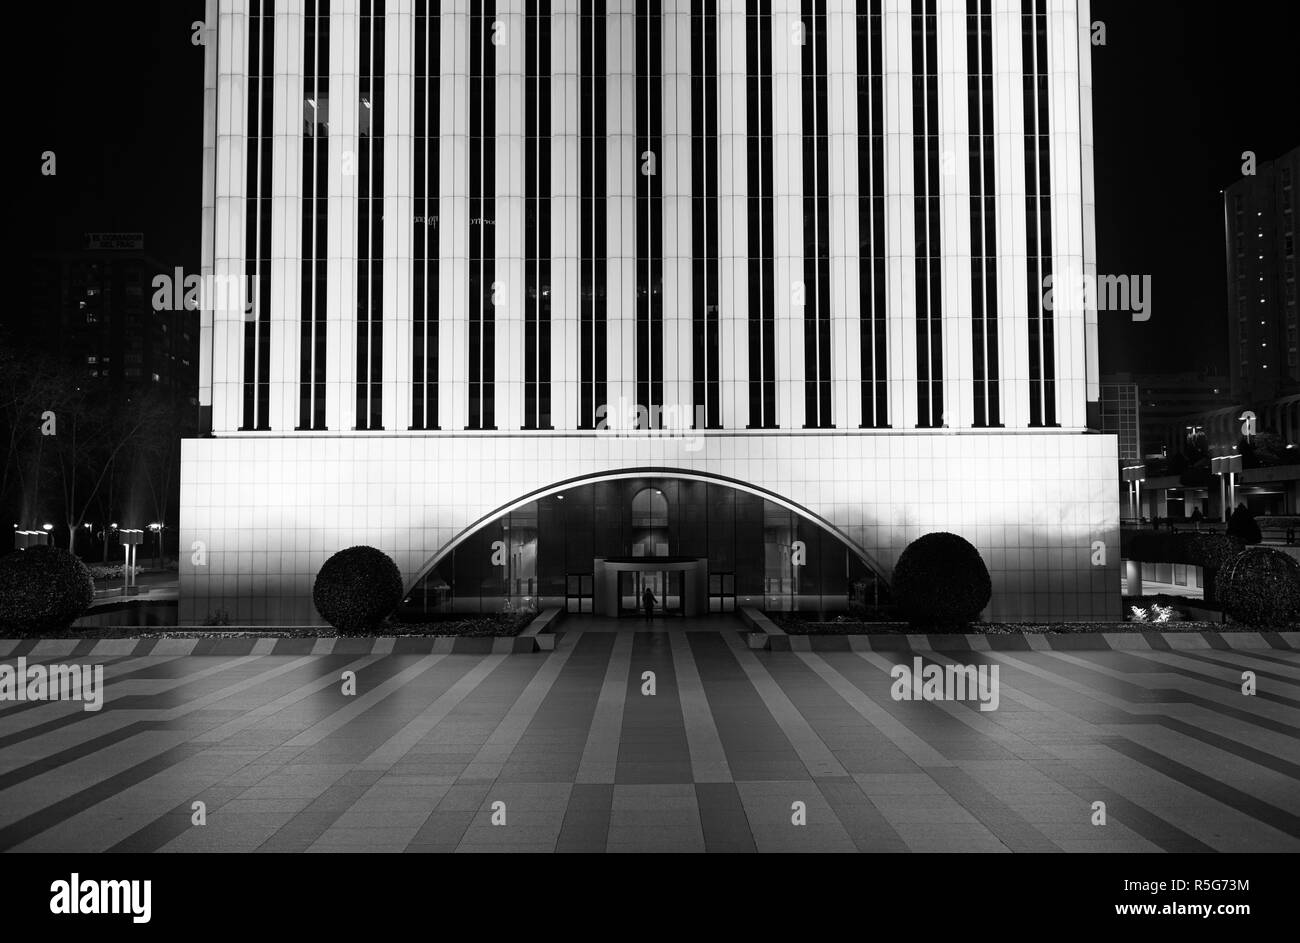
[0,545,96,636]
[312,546,404,634]
[891,532,992,630]
[1219,547,1300,628]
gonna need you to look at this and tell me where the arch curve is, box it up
[403,466,889,597]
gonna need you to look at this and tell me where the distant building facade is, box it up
[28,237,198,402]
[1225,145,1300,403]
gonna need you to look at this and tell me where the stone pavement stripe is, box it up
[1094,736,1300,842]
[1004,651,1300,778]
[575,631,634,784]
[616,632,693,784]
[281,655,447,747]
[32,749,270,854]
[669,630,733,783]
[922,767,1061,852]
[720,631,847,779]
[152,655,324,721]
[496,634,610,783]
[694,783,756,852]
[1050,651,1300,757]
[0,735,209,851]
[894,653,1217,854]
[689,633,809,781]
[0,654,184,723]
[0,655,204,737]
[793,651,951,768]
[773,649,961,773]
[194,655,384,744]
[0,655,357,799]
[859,650,1059,762]
[1214,647,1300,670]
[1134,647,1300,688]
[358,655,509,769]
[253,777,386,853]
[1102,716,1300,810]
[1057,649,1300,717]
[979,651,1300,851]
[456,642,577,781]
[812,780,909,852]
[556,782,615,852]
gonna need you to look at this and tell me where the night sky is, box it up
[17,1,1300,379]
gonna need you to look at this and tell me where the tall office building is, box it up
[182,0,1117,625]
[1225,145,1300,403]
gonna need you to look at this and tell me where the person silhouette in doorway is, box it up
[642,586,657,621]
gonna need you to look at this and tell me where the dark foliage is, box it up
[0,546,95,636]
[1226,505,1262,544]
[890,533,992,630]
[1219,547,1300,628]
[312,546,404,635]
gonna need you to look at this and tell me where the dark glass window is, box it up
[636,3,664,415]
[242,0,275,431]
[1023,0,1056,426]
[468,2,497,430]
[857,0,888,429]
[412,0,440,429]
[968,0,1000,427]
[746,0,776,428]
[578,7,608,429]
[691,0,720,429]
[802,1,831,429]
[524,5,553,430]
[912,0,943,428]
[356,0,385,430]
[299,0,330,431]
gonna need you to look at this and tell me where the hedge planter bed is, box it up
[22,611,538,640]
[770,615,1293,634]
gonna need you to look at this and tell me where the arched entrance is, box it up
[403,470,889,619]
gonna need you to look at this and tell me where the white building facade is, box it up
[183,0,1118,625]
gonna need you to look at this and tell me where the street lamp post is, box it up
[148,523,163,569]
[119,529,144,595]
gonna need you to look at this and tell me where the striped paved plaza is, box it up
[2,618,1298,853]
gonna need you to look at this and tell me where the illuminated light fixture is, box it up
[307,98,316,108]
[362,96,371,109]
[42,523,53,531]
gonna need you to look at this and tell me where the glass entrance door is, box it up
[618,570,684,617]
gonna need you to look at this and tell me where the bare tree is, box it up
[52,392,152,557]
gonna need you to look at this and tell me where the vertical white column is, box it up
[438,1,468,430]
[993,0,1029,428]
[884,0,917,429]
[383,0,414,431]
[495,2,524,431]
[607,4,636,412]
[270,2,302,432]
[551,1,579,430]
[327,0,359,431]
[1048,0,1086,429]
[212,1,248,434]
[772,0,804,430]
[662,0,692,417]
[199,0,219,417]
[939,0,973,429]
[1078,0,1099,405]
[829,2,861,429]
[717,0,748,430]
